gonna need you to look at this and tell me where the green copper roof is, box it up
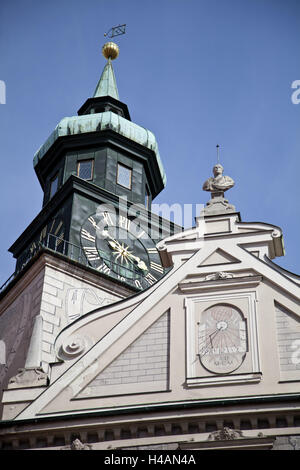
[33,111,166,187]
[93,58,119,99]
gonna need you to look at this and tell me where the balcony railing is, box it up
[0,233,153,294]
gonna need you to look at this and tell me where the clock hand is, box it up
[126,252,148,273]
[102,229,123,249]
[101,229,148,273]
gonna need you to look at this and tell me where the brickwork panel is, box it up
[82,311,170,394]
[275,303,300,373]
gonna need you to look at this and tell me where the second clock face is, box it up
[80,210,165,290]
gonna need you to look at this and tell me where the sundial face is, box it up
[198,304,248,374]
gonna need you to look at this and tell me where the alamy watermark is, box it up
[291,80,300,104]
[89,198,206,241]
[0,80,6,104]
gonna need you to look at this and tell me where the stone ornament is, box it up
[207,427,266,442]
[204,271,234,281]
[203,164,234,193]
[202,164,236,215]
[61,439,92,450]
[207,427,244,441]
[70,439,92,450]
[58,334,93,360]
[8,368,48,389]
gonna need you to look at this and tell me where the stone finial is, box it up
[202,164,236,215]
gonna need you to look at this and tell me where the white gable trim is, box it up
[15,243,217,420]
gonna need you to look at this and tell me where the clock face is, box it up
[198,304,248,374]
[80,210,165,290]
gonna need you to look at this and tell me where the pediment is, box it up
[199,249,240,267]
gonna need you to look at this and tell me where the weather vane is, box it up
[104,24,126,38]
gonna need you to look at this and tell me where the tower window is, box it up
[117,163,132,189]
[145,186,150,209]
[50,174,58,198]
[77,160,94,180]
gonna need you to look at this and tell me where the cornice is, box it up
[178,275,262,293]
[0,393,299,430]
[34,129,164,197]
[0,249,135,309]
[9,175,182,257]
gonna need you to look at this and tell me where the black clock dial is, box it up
[80,210,165,290]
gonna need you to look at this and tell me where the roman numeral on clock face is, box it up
[83,247,100,261]
[119,216,131,231]
[150,261,164,274]
[97,263,111,275]
[88,216,97,228]
[81,229,95,243]
[102,211,114,226]
[144,272,158,286]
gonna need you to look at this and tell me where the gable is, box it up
[10,239,300,421]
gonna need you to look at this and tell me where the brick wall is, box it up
[78,311,170,397]
[275,303,300,373]
[39,266,121,366]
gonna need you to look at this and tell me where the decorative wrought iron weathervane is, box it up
[104,24,126,38]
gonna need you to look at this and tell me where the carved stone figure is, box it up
[202,164,236,215]
[203,164,234,193]
[207,427,244,441]
[204,272,234,281]
[70,439,92,450]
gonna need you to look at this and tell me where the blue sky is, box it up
[0,0,299,284]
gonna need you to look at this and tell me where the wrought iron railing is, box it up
[0,233,153,294]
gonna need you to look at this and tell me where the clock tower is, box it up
[0,41,181,402]
[8,41,179,288]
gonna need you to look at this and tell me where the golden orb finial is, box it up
[102,41,119,60]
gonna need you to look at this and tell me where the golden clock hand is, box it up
[101,229,148,273]
[108,239,120,250]
[126,252,148,272]
[102,230,124,251]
